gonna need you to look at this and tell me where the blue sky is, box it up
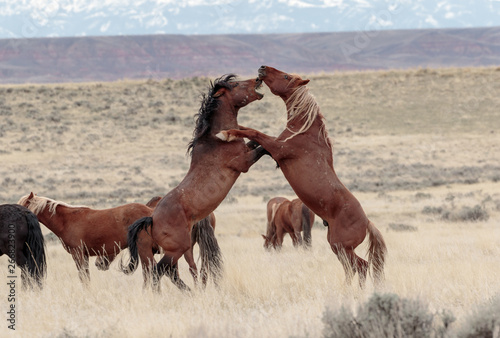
[0,0,499,39]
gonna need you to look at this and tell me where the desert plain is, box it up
[0,67,499,337]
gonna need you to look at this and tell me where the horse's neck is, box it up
[285,107,323,134]
[210,102,239,134]
[37,206,67,236]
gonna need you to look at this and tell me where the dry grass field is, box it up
[1,67,499,337]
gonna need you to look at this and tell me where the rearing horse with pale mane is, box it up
[18,193,219,286]
[218,66,387,288]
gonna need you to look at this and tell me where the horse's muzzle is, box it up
[258,65,267,79]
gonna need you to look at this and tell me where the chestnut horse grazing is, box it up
[121,74,266,291]
[218,66,387,288]
[263,197,314,250]
[18,193,219,285]
[0,204,46,288]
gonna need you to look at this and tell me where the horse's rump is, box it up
[120,216,154,274]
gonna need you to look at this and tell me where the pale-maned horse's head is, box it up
[18,192,86,216]
[258,65,329,143]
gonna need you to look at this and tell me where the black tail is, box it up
[192,217,223,285]
[120,217,153,275]
[301,204,312,248]
[24,211,47,287]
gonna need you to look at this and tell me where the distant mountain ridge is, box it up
[1,26,500,84]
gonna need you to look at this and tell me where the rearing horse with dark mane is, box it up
[121,74,266,291]
[218,66,387,288]
[0,204,46,289]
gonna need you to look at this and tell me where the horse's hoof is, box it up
[216,131,228,141]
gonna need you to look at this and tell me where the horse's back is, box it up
[267,197,288,219]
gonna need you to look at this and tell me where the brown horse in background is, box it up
[263,197,314,250]
[0,204,46,289]
[18,193,219,285]
[121,74,267,291]
[218,66,387,288]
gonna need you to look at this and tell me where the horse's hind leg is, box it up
[155,225,192,291]
[136,251,159,291]
[183,247,199,286]
[157,255,190,291]
[334,246,368,288]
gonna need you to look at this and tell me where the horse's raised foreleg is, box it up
[217,127,286,162]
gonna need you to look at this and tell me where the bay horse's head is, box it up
[211,74,264,108]
[258,65,310,101]
[188,74,264,154]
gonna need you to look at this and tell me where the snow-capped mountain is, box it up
[0,0,499,39]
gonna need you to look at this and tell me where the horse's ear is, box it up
[299,79,310,86]
[28,192,35,200]
[213,88,225,98]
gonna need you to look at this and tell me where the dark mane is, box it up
[187,74,237,155]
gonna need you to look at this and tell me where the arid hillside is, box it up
[1,26,500,83]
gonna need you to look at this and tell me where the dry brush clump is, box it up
[422,204,489,222]
[456,294,500,338]
[322,293,456,338]
[421,190,496,222]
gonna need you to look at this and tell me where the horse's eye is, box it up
[284,75,289,80]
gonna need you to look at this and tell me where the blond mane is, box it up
[283,85,330,145]
[17,194,88,216]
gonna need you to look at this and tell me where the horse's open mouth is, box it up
[255,78,264,99]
